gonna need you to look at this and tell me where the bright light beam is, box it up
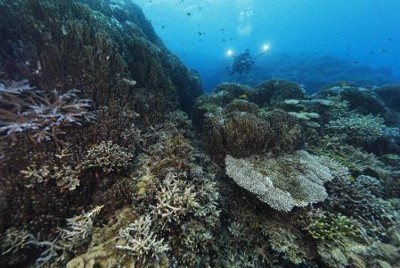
[261,43,270,53]
[226,49,234,57]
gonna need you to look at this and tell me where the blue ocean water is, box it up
[134,0,400,92]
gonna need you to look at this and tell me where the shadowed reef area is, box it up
[1,1,400,267]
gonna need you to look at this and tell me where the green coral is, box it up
[305,211,362,245]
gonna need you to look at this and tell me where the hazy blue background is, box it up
[133,0,400,92]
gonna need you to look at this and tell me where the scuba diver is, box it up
[227,49,254,76]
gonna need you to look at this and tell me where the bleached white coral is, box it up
[153,172,200,226]
[225,155,294,212]
[59,206,103,248]
[225,150,347,212]
[116,215,169,262]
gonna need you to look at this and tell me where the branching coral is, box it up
[1,206,102,266]
[81,140,133,173]
[0,80,96,142]
[326,113,384,145]
[152,173,200,227]
[225,151,348,212]
[327,175,398,238]
[21,163,80,191]
[304,211,362,245]
[59,206,103,249]
[115,215,169,264]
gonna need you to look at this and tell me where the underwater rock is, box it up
[377,84,400,112]
[0,0,201,239]
[0,0,201,121]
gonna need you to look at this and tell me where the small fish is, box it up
[187,12,191,16]
[346,45,351,50]
[387,37,392,41]
[220,28,224,31]
[380,48,387,53]
[198,31,202,36]
[353,61,358,64]
[161,25,165,29]
[198,6,202,10]
[222,38,226,42]
[369,51,375,54]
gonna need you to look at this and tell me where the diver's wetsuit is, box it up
[229,49,254,75]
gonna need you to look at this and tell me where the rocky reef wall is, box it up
[0,0,201,234]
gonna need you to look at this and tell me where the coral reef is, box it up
[194,82,304,157]
[0,0,399,266]
[81,141,133,173]
[1,206,102,266]
[304,211,362,245]
[326,113,384,145]
[115,215,169,265]
[0,81,96,143]
[225,150,348,212]
[251,79,306,106]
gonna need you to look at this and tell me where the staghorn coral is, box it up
[81,141,133,173]
[172,220,215,266]
[59,206,103,250]
[302,209,400,268]
[115,215,169,264]
[0,206,102,266]
[225,150,347,212]
[213,110,270,157]
[152,172,200,228]
[203,107,303,157]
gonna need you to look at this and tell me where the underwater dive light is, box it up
[226,49,235,57]
[261,43,270,53]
